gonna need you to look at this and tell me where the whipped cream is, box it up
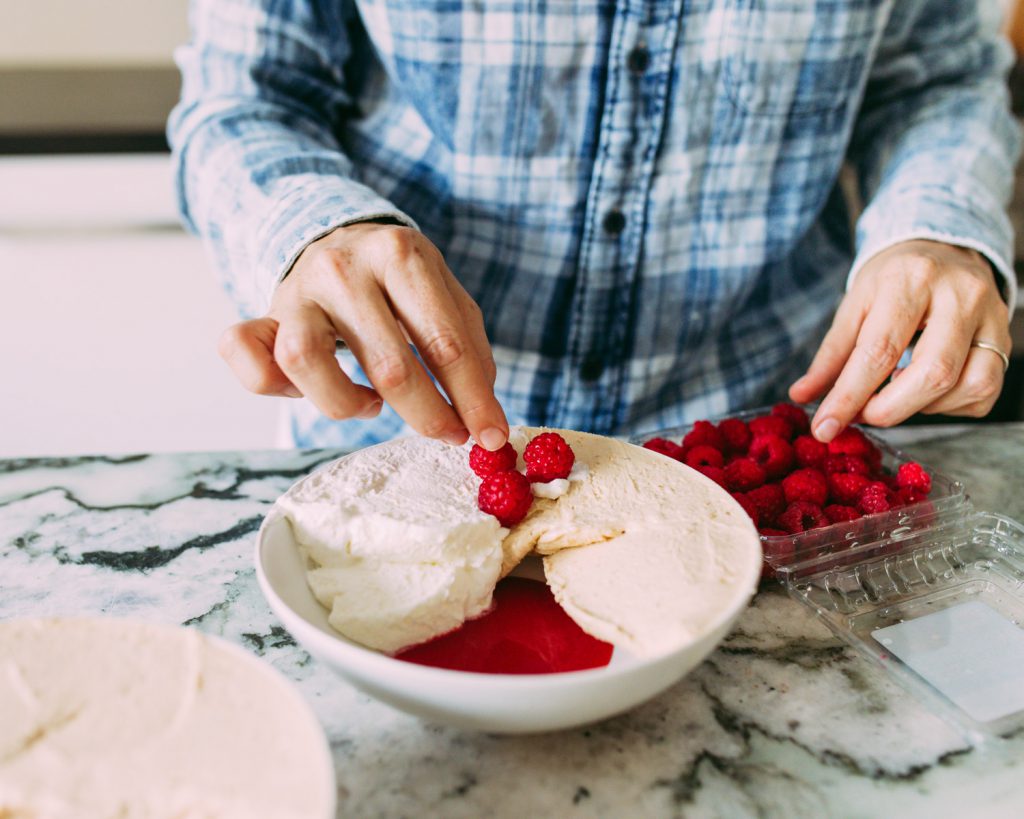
[0,618,333,819]
[530,461,590,500]
[274,435,506,653]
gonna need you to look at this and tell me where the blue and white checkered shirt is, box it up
[169,0,1019,449]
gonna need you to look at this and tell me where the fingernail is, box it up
[815,417,840,443]
[443,429,469,446]
[283,386,302,398]
[479,427,507,451]
[356,400,382,420]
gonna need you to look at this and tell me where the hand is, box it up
[789,239,1012,442]
[217,223,509,450]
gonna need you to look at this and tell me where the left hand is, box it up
[789,239,1012,442]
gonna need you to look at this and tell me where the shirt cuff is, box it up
[253,178,419,312]
[848,197,1018,318]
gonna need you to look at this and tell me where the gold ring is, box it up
[971,340,1010,373]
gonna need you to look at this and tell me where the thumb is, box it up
[218,317,302,397]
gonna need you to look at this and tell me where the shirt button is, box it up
[627,44,650,75]
[579,353,605,383]
[602,209,626,235]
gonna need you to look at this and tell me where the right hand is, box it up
[217,223,509,450]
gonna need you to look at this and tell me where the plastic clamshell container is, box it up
[632,408,1024,741]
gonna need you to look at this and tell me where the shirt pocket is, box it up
[720,0,887,118]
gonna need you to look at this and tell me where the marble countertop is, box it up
[3,425,1023,818]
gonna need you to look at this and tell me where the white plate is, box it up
[255,503,761,734]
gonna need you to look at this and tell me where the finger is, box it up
[920,325,1010,417]
[440,267,497,386]
[811,290,927,441]
[218,318,301,398]
[325,278,470,444]
[383,253,508,449]
[857,295,973,427]
[272,303,382,420]
[789,295,863,404]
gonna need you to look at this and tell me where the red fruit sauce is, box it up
[394,577,613,674]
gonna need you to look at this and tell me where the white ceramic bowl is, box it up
[255,507,762,734]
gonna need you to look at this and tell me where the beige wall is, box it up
[2,0,188,68]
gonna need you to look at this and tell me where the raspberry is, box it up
[782,468,828,506]
[523,432,575,483]
[772,403,810,435]
[827,472,871,505]
[731,492,760,526]
[825,454,870,476]
[749,415,795,441]
[779,501,829,534]
[468,442,518,478]
[682,420,725,452]
[746,484,786,525]
[827,427,876,460]
[858,481,894,515]
[896,462,932,495]
[717,418,752,454]
[758,527,788,537]
[685,445,725,468]
[897,486,928,506]
[725,457,766,491]
[696,465,728,489]
[642,437,684,461]
[824,504,859,524]
[748,434,795,480]
[477,471,533,527]
[793,435,828,469]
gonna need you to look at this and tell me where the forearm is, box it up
[848,0,1020,307]
[168,0,413,317]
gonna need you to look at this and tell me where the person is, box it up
[169,0,1018,454]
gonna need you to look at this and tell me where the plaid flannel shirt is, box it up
[169,0,1019,449]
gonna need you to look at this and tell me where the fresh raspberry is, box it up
[772,403,810,435]
[746,484,786,525]
[523,432,575,483]
[779,501,829,534]
[761,535,795,580]
[468,442,518,478]
[748,434,795,480]
[749,415,795,441]
[896,462,932,495]
[682,420,725,452]
[725,457,766,491]
[696,465,728,489]
[758,527,788,537]
[717,418,752,454]
[858,481,894,515]
[782,468,828,506]
[685,445,724,469]
[642,437,684,461]
[827,427,876,460]
[897,486,928,506]
[731,492,760,526]
[827,472,871,505]
[793,435,828,469]
[824,504,860,524]
[477,471,533,527]
[824,454,870,476]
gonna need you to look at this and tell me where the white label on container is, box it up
[872,600,1024,725]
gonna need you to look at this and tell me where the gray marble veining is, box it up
[2,426,1023,818]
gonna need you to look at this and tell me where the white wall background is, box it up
[0,156,280,458]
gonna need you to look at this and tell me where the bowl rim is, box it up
[254,438,764,689]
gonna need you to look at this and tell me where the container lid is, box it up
[779,509,1024,741]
